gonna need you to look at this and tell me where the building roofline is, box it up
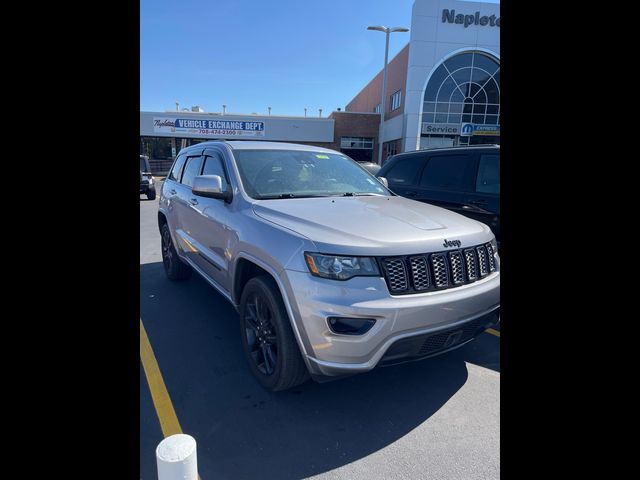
[392,144,500,156]
[330,111,380,115]
[140,111,335,120]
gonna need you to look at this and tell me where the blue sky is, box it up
[140,0,499,116]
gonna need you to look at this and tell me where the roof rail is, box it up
[395,144,499,155]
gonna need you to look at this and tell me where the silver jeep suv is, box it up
[158,141,500,391]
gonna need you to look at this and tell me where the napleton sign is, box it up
[442,9,500,28]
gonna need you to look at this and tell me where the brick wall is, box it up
[331,111,380,149]
[283,111,381,159]
[345,43,410,121]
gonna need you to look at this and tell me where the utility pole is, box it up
[367,25,409,164]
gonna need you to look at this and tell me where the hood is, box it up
[253,195,492,256]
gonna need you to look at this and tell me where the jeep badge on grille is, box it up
[442,239,461,248]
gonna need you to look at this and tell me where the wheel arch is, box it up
[233,253,314,369]
[157,210,167,233]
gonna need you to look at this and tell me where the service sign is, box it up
[153,117,265,137]
[421,123,460,135]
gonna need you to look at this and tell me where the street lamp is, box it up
[367,25,409,165]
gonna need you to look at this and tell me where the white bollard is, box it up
[156,434,198,480]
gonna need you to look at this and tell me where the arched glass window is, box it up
[422,51,500,126]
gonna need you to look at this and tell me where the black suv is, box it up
[140,155,156,200]
[377,145,499,243]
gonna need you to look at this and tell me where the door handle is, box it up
[406,191,418,197]
[468,199,487,206]
[189,198,199,205]
[169,189,177,195]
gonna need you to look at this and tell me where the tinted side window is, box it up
[419,154,476,192]
[169,154,187,181]
[476,154,500,194]
[202,154,228,190]
[181,156,203,188]
[385,156,426,185]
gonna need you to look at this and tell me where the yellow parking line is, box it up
[139,318,183,437]
[141,319,203,479]
[486,328,500,337]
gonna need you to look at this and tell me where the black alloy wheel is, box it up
[161,226,173,272]
[239,275,309,391]
[160,223,192,281]
[244,293,278,375]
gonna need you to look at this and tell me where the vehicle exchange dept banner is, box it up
[153,117,265,137]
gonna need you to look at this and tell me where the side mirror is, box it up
[192,175,233,203]
[378,176,389,188]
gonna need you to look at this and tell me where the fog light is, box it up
[327,317,376,335]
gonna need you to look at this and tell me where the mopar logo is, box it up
[461,123,474,136]
[443,239,461,248]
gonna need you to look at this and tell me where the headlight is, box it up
[304,252,380,280]
[148,177,154,185]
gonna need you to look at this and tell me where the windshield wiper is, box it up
[340,192,378,197]
[257,193,331,200]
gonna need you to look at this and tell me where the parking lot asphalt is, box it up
[140,187,500,480]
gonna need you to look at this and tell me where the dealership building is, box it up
[346,0,500,157]
[140,0,499,171]
[140,110,380,173]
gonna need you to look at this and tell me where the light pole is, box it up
[367,25,409,165]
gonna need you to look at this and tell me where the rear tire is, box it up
[161,223,192,281]
[239,275,309,391]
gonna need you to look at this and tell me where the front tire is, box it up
[239,275,309,391]
[161,223,192,281]
[147,187,156,200]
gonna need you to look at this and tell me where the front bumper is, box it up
[140,182,154,193]
[378,308,499,365]
[282,269,500,377]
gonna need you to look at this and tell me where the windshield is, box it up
[233,150,391,199]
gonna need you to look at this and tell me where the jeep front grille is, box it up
[476,246,488,277]
[449,251,465,285]
[380,242,498,295]
[431,254,449,288]
[464,249,478,281]
[381,258,408,292]
[409,256,430,291]
[485,243,496,272]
